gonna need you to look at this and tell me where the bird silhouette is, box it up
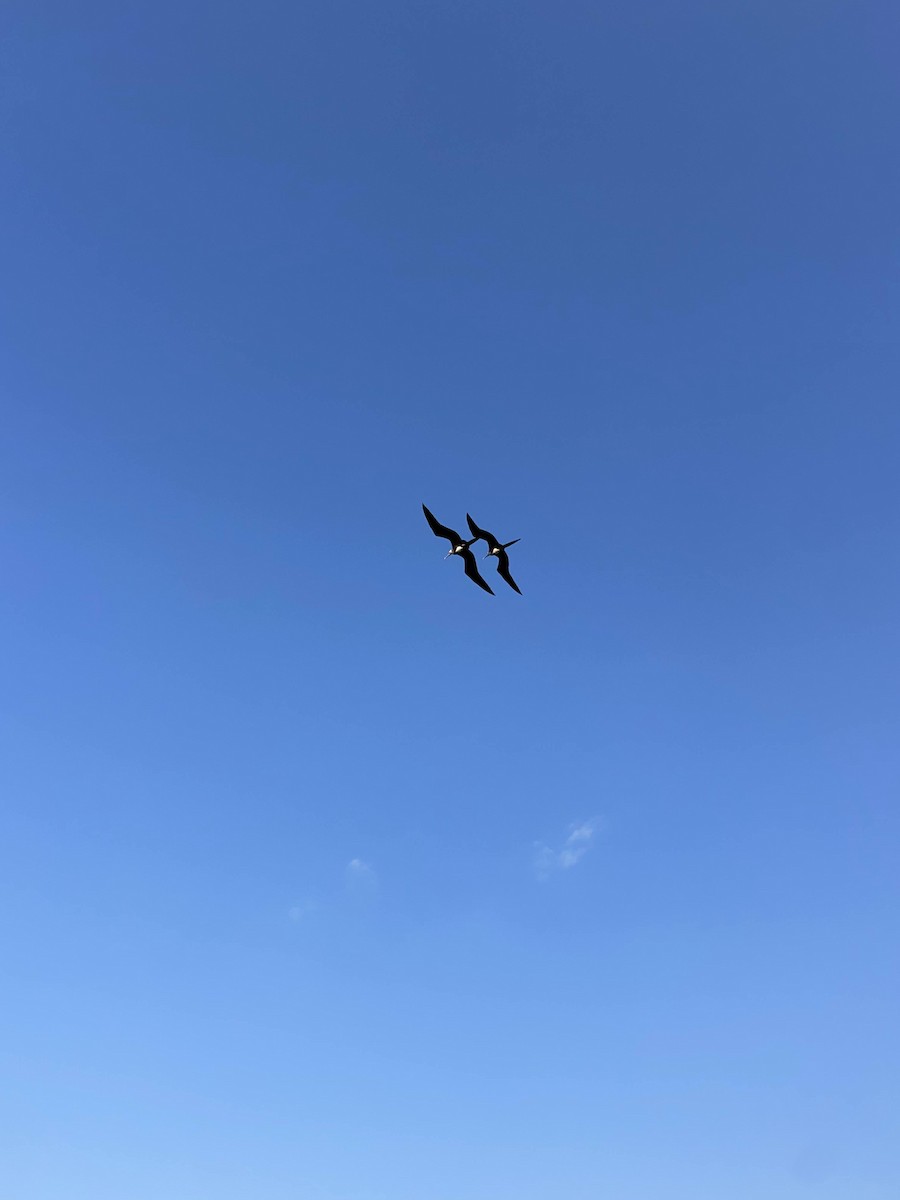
[466,514,522,594]
[422,505,494,595]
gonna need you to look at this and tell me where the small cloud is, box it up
[288,899,317,922]
[534,818,603,880]
[345,857,378,895]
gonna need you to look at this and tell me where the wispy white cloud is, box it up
[288,899,317,922]
[345,857,378,895]
[534,818,603,880]
[347,856,373,876]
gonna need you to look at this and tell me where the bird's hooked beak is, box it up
[444,549,453,559]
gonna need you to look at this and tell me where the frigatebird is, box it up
[422,504,494,595]
[466,514,522,594]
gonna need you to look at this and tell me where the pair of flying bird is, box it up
[422,504,522,596]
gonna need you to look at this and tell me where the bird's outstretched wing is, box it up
[423,504,461,545]
[495,548,522,595]
[466,513,500,551]
[461,547,495,595]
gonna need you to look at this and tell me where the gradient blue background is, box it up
[2,2,899,1197]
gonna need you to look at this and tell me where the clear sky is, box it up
[2,2,899,1197]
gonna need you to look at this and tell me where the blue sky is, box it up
[2,1,899,1196]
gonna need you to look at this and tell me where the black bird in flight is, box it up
[466,514,522,594]
[422,504,494,595]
